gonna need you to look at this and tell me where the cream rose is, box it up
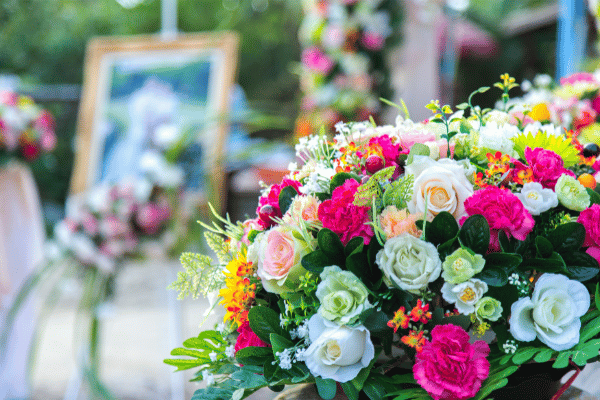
[509,273,590,351]
[301,314,375,383]
[375,234,442,294]
[441,279,488,315]
[250,226,315,294]
[405,156,474,221]
[515,182,559,216]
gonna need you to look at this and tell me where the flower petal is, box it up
[509,297,537,342]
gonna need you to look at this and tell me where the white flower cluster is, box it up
[508,273,530,297]
[502,340,518,354]
[275,348,293,370]
[201,370,215,386]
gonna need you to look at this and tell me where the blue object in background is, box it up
[556,0,588,79]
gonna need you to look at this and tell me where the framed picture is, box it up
[70,32,239,207]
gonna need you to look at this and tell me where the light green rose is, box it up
[475,296,503,322]
[442,248,485,284]
[555,174,590,212]
[316,266,372,325]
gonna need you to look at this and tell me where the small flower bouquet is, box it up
[166,75,600,400]
[0,90,56,164]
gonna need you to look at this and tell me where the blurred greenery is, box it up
[0,0,303,213]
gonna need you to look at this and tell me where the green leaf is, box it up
[587,188,600,205]
[547,222,586,254]
[552,351,571,368]
[406,143,430,165]
[341,381,359,400]
[363,310,392,335]
[318,228,345,261]
[248,306,288,344]
[566,252,600,281]
[533,348,555,363]
[475,266,508,287]
[231,368,269,389]
[519,252,567,273]
[279,185,299,215]
[169,348,208,359]
[426,211,459,246]
[301,250,331,274]
[363,381,387,400]
[498,230,511,253]
[345,236,365,257]
[535,236,554,258]
[484,253,523,273]
[473,378,509,400]
[596,283,600,311]
[511,347,541,364]
[455,102,469,110]
[578,316,600,344]
[235,346,274,366]
[163,358,204,371]
[269,333,293,355]
[330,172,361,193]
[315,377,337,400]
[459,215,490,255]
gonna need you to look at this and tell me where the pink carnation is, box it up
[524,147,574,189]
[318,179,374,245]
[463,186,534,252]
[256,178,302,229]
[234,321,270,354]
[577,204,600,264]
[413,324,490,400]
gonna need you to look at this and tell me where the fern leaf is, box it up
[204,231,233,264]
[168,252,224,299]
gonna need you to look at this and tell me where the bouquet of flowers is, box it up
[296,0,399,138]
[0,90,56,164]
[166,74,600,400]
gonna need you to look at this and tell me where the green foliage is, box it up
[278,185,298,215]
[353,166,396,207]
[330,172,361,193]
[459,214,490,255]
[164,330,228,371]
[315,377,337,400]
[382,174,414,209]
[204,231,232,265]
[247,306,289,344]
[169,252,222,299]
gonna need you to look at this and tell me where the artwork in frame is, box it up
[71,32,239,208]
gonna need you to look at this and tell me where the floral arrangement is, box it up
[0,90,56,164]
[295,0,399,138]
[166,74,600,400]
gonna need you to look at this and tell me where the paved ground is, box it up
[27,260,600,400]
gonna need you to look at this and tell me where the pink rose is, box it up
[524,147,573,189]
[413,324,490,400]
[318,179,374,245]
[302,47,335,75]
[577,204,600,264]
[463,186,534,252]
[256,178,302,229]
[253,225,313,294]
[234,321,270,354]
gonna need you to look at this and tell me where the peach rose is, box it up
[249,226,315,294]
[379,206,422,240]
[406,157,474,221]
[283,195,322,226]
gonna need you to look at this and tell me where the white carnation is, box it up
[515,182,559,216]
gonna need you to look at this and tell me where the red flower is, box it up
[409,300,432,324]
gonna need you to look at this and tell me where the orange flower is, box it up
[409,299,432,324]
[219,252,258,328]
[401,330,426,352]
[387,306,410,333]
[514,168,533,185]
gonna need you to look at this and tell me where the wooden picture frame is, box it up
[70,32,239,208]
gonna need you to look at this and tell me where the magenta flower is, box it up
[577,204,600,264]
[256,178,301,229]
[318,179,373,245]
[463,186,534,252]
[234,321,270,354]
[302,47,335,75]
[413,324,490,400]
[362,32,385,50]
[524,147,573,189]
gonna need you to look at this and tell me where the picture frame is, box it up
[70,32,239,209]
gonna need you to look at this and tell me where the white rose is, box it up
[509,273,590,351]
[406,156,474,221]
[376,234,442,294]
[478,122,520,157]
[253,226,315,294]
[515,182,559,216]
[441,279,488,315]
[302,314,375,383]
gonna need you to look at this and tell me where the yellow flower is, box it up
[218,252,258,328]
